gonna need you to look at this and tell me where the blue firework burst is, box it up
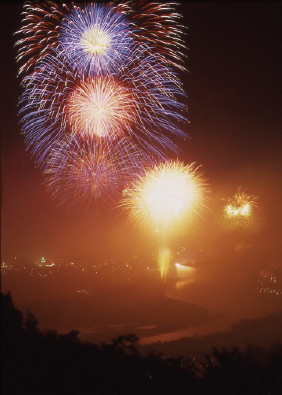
[59,3,135,76]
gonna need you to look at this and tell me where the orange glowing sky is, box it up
[1,2,282,260]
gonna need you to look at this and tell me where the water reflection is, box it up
[141,260,282,345]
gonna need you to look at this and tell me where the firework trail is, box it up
[18,52,72,165]
[123,1,187,70]
[121,160,209,279]
[15,1,70,75]
[158,247,173,282]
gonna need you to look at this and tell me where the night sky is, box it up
[1,2,282,261]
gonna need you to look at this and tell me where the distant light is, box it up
[175,263,195,278]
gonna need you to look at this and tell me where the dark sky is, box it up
[1,2,282,261]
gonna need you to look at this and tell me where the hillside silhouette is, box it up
[141,310,282,360]
[2,292,282,394]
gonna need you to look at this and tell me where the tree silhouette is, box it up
[2,291,282,395]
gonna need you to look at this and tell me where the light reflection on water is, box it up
[139,264,208,344]
[139,315,228,345]
[140,261,282,345]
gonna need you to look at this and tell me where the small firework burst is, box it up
[219,187,261,233]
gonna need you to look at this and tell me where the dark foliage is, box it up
[1,292,282,394]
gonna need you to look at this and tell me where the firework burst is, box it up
[66,76,136,139]
[121,160,209,235]
[59,3,135,76]
[19,49,187,165]
[44,137,144,213]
